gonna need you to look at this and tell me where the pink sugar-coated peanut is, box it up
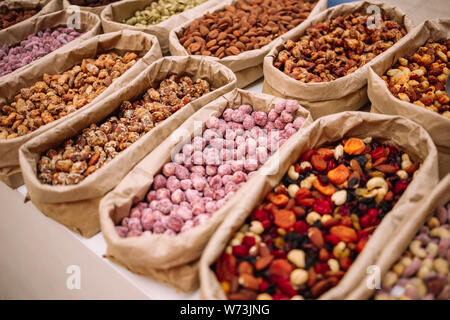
[203,186,215,198]
[221,149,234,162]
[193,136,206,150]
[285,127,298,138]
[244,157,259,172]
[192,150,204,165]
[206,165,217,176]
[165,214,183,233]
[141,209,156,231]
[166,176,180,192]
[264,121,276,131]
[183,143,194,155]
[203,147,221,165]
[268,109,278,122]
[243,114,255,130]
[231,160,244,172]
[191,165,206,175]
[179,201,191,209]
[218,164,232,176]
[238,104,253,114]
[116,226,128,238]
[153,174,167,189]
[156,188,170,200]
[176,206,193,221]
[281,110,294,123]
[130,207,141,219]
[175,164,190,180]
[285,100,299,113]
[205,201,218,213]
[185,189,201,203]
[274,118,286,130]
[180,220,194,233]
[210,138,224,150]
[246,138,257,155]
[210,175,223,190]
[231,109,245,123]
[222,108,233,121]
[194,214,210,226]
[164,229,177,236]
[162,162,176,177]
[222,174,233,185]
[206,116,220,129]
[225,129,237,141]
[180,179,192,191]
[127,217,143,231]
[171,189,185,204]
[203,128,221,141]
[192,200,206,215]
[192,176,206,191]
[127,229,142,237]
[274,100,286,113]
[233,171,247,183]
[149,200,160,211]
[252,111,268,126]
[256,147,269,164]
[173,153,185,164]
[215,188,226,200]
[225,181,236,193]
[152,221,166,234]
[158,198,172,214]
[136,202,148,210]
[293,117,305,129]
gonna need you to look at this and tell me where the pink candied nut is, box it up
[171,189,185,204]
[166,176,180,192]
[205,116,220,129]
[293,117,305,129]
[153,174,167,189]
[175,164,190,180]
[231,109,245,123]
[238,104,253,114]
[162,162,176,177]
[156,188,170,200]
[252,111,268,126]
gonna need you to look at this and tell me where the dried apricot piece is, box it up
[269,259,293,278]
[311,154,327,171]
[317,148,334,160]
[327,164,350,185]
[330,225,357,243]
[295,187,312,200]
[273,209,296,229]
[343,138,365,155]
[312,178,337,196]
[266,193,289,207]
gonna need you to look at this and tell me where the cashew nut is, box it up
[288,165,299,180]
[249,220,264,234]
[430,227,450,239]
[288,184,300,198]
[334,145,344,160]
[401,153,412,169]
[300,161,312,170]
[328,259,340,272]
[306,211,321,225]
[366,177,388,203]
[396,170,408,179]
[300,173,316,189]
[409,240,427,258]
[332,189,347,206]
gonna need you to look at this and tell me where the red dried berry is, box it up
[254,209,269,222]
[271,250,287,259]
[262,219,272,229]
[371,147,385,160]
[259,279,269,292]
[325,234,341,245]
[394,179,409,194]
[232,245,249,258]
[338,206,350,216]
[277,277,297,297]
[313,199,332,215]
[272,293,289,300]
[294,221,309,235]
[314,262,330,274]
[242,236,256,247]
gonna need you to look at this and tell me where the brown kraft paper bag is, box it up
[100,0,224,55]
[19,56,237,238]
[368,19,450,178]
[99,89,313,292]
[0,30,163,188]
[262,1,414,120]
[169,0,328,89]
[199,111,439,299]
[0,9,101,82]
[347,173,450,300]
[0,0,66,29]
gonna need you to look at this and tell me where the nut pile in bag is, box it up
[383,40,450,118]
[273,12,407,82]
[69,0,121,7]
[115,99,306,238]
[178,0,318,58]
[1,52,139,140]
[0,27,82,77]
[375,202,450,300]
[213,137,420,300]
[123,0,208,27]
[37,74,212,186]
[0,6,41,30]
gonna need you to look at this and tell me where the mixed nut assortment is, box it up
[0,6,40,30]
[213,137,420,300]
[0,51,138,140]
[274,12,407,82]
[375,202,450,300]
[69,0,121,7]
[37,74,212,186]
[383,40,450,118]
[115,99,306,238]
[123,0,207,27]
[0,27,82,77]
[178,0,318,58]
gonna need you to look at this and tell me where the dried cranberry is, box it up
[294,221,309,235]
[338,206,350,216]
[394,179,409,194]
[314,262,330,274]
[232,245,249,258]
[313,199,331,215]
[254,209,269,222]
[262,219,272,229]
[327,159,337,171]
[259,279,269,292]
[325,234,340,245]
[371,147,385,160]
[242,236,256,247]
[271,250,287,259]
[272,293,289,300]
[277,277,297,297]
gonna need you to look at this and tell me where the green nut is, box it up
[121,0,207,26]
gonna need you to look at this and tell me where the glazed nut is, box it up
[287,249,306,268]
[409,240,426,258]
[333,241,346,259]
[401,154,412,169]
[249,220,264,234]
[306,211,321,225]
[327,259,340,272]
[396,170,408,179]
[331,190,347,206]
[288,165,299,180]
[290,269,308,286]
[288,184,300,198]
[0,6,40,30]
